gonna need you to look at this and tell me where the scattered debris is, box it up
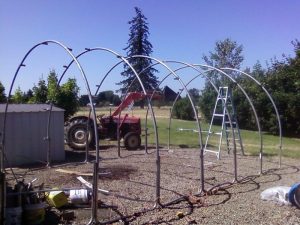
[77,176,109,194]
[60,210,75,221]
[261,186,291,205]
[176,211,184,218]
[46,191,68,208]
[55,168,111,176]
[188,194,204,206]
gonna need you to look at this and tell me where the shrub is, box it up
[173,98,195,120]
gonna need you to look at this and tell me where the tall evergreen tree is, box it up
[117,7,159,95]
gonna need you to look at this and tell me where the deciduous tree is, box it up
[199,38,244,122]
[11,86,25,103]
[57,78,80,120]
[0,81,6,103]
[32,79,48,103]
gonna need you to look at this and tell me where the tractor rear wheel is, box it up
[124,132,141,150]
[66,119,95,150]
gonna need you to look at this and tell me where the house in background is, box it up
[162,86,181,102]
[0,104,65,167]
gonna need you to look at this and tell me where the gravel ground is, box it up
[6,146,300,224]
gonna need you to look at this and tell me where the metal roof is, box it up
[0,104,64,113]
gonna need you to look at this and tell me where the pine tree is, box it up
[117,7,159,95]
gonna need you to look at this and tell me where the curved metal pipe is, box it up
[1,41,47,171]
[59,49,161,157]
[196,64,263,174]
[221,67,282,168]
[168,73,203,149]
[129,56,206,194]
[51,47,160,221]
[162,61,238,183]
[46,44,99,167]
[1,40,100,225]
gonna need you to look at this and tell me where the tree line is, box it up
[195,39,300,137]
[0,70,80,120]
[0,70,123,120]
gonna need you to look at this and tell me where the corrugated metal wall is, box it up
[0,111,65,167]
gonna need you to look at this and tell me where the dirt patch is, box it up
[5,147,300,224]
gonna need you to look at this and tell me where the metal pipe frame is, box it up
[161,61,238,184]
[195,64,263,174]
[128,56,208,197]
[60,49,160,159]
[2,42,281,224]
[100,55,209,203]
[221,68,283,168]
[0,40,100,224]
[49,47,160,223]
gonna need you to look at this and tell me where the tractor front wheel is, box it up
[124,132,141,150]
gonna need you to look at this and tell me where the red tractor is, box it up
[65,92,160,150]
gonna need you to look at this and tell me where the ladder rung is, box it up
[225,121,236,124]
[225,130,238,132]
[215,132,222,135]
[213,113,224,117]
[204,149,219,154]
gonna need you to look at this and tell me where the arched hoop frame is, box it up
[47,47,161,224]
[221,68,283,168]
[1,41,283,224]
[0,40,100,224]
[194,64,263,174]
[161,61,238,183]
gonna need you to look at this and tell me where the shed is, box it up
[0,104,65,167]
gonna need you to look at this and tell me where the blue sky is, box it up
[1,0,299,95]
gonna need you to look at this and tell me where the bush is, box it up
[173,98,195,120]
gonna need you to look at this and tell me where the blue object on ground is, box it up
[288,183,300,209]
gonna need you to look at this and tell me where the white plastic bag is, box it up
[261,186,291,205]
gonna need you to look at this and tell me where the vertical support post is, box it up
[117,113,121,158]
[144,128,148,154]
[155,151,161,206]
[233,131,238,182]
[88,162,99,224]
[0,172,5,225]
[168,107,171,150]
[144,111,148,154]
[46,107,51,167]
[45,135,51,167]
[85,107,92,163]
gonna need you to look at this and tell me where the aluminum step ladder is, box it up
[204,87,244,159]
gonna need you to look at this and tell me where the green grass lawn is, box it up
[76,107,300,158]
[142,118,300,158]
